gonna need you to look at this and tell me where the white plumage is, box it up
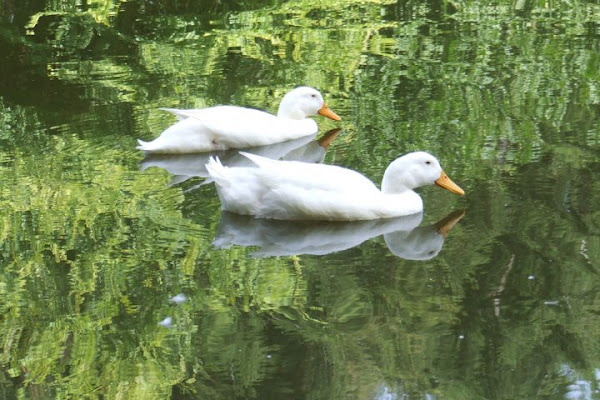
[137,86,340,154]
[205,151,464,221]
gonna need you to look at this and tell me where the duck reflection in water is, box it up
[213,210,465,259]
[139,128,341,186]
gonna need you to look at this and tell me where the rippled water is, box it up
[1,1,600,399]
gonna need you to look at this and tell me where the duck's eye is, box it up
[425,161,432,165]
[311,94,316,98]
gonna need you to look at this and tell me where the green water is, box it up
[1,1,600,399]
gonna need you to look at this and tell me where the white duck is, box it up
[137,86,341,154]
[205,151,465,221]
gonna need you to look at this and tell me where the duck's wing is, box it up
[240,152,380,194]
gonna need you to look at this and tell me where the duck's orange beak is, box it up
[318,103,341,121]
[435,172,465,196]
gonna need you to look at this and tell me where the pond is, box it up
[1,1,600,399]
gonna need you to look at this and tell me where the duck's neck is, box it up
[381,161,419,194]
[277,106,305,120]
[277,95,308,119]
[376,190,424,218]
[379,162,426,216]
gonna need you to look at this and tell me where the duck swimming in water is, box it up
[205,151,464,221]
[137,86,341,154]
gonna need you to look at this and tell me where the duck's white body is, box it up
[137,87,340,154]
[206,151,464,221]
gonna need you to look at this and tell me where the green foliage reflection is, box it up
[1,0,600,399]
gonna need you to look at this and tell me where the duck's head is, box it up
[382,152,465,196]
[277,86,341,121]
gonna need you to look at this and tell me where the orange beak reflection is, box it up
[435,172,465,196]
[318,128,342,149]
[434,210,466,238]
[318,103,341,121]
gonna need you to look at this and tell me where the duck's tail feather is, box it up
[136,139,160,154]
[159,108,190,121]
[205,156,228,186]
[136,139,152,151]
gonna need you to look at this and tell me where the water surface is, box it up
[1,1,600,399]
